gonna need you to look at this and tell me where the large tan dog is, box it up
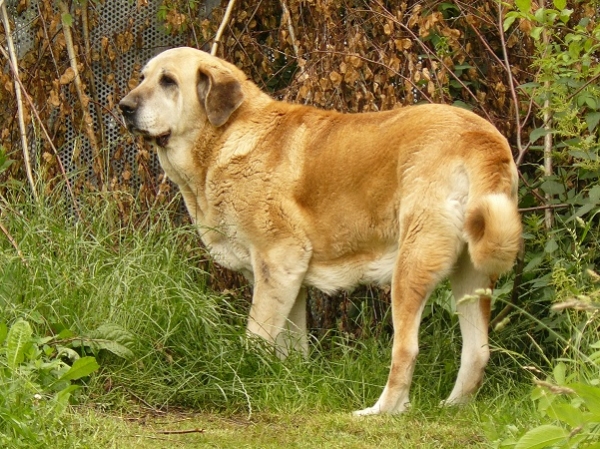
[119,47,522,415]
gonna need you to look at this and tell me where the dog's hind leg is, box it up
[246,243,311,358]
[354,217,462,415]
[444,249,493,405]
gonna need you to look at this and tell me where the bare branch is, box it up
[211,0,237,56]
[0,1,38,201]
[154,428,205,435]
[542,22,554,230]
[280,0,301,70]
[497,2,527,164]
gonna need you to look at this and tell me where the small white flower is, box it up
[33,394,42,400]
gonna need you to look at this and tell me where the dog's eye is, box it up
[160,74,177,88]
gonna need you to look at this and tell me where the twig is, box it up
[498,1,526,164]
[542,24,554,230]
[280,0,301,70]
[186,1,199,49]
[211,0,237,56]
[0,0,38,201]
[154,428,205,435]
[59,1,104,185]
[0,217,27,265]
[519,203,569,213]
[36,1,60,79]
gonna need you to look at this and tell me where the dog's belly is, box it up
[304,247,398,294]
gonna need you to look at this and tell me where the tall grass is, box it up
[0,186,525,409]
[4,184,581,447]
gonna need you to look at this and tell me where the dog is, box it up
[119,47,522,415]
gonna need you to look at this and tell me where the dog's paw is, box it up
[353,405,381,416]
[352,402,410,416]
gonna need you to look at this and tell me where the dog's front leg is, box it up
[246,245,311,358]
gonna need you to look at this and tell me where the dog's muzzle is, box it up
[118,97,138,131]
[118,97,171,147]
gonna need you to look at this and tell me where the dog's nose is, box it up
[119,96,138,118]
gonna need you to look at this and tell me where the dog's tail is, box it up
[464,193,522,276]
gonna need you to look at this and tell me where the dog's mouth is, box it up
[144,131,171,148]
[127,125,171,148]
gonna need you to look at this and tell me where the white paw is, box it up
[353,405,382,416]
[352,402,410,416]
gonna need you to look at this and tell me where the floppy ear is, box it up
[197,68,244,127]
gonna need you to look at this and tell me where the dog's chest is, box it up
[200,222,253,273]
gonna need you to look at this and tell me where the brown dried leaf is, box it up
[49,89,60,108]
[329,71,342,86]
[60,67,76,85]
[395,39,412,51]
[344,66,359,84]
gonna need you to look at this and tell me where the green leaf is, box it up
[546,402,585,427]
[56,345,81,362]
[534,8,546,23]
[53,384,80,417]
[451,100,473,111]
[515,425,568,449]
[540,180,565,196]
[515,0,532,13]
[570,383,600,415]
[0,157,14,173]
[572,203,597,220]
[531,26,544,40]
[56,356,99,383]
[518,81,541,90]
[6,319,33,370]
[544,239,559,253]
[576,92,597,109]
[559,9,573,23]
[553,0,566,9]
[553,362,566,384]
[98,340,134,360]
[529,127,552,143]
[503,13,519,32]
[585,112,600,132]
[524,255,544,272]
[86,323,135,359]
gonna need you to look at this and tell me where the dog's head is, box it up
[119,47,245,148]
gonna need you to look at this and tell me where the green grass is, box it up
[66,407,494,448]
[0,187,561,447]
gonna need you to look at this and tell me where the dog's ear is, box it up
[197,68,244,127]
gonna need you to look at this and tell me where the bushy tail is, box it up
[464,193,522,276]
